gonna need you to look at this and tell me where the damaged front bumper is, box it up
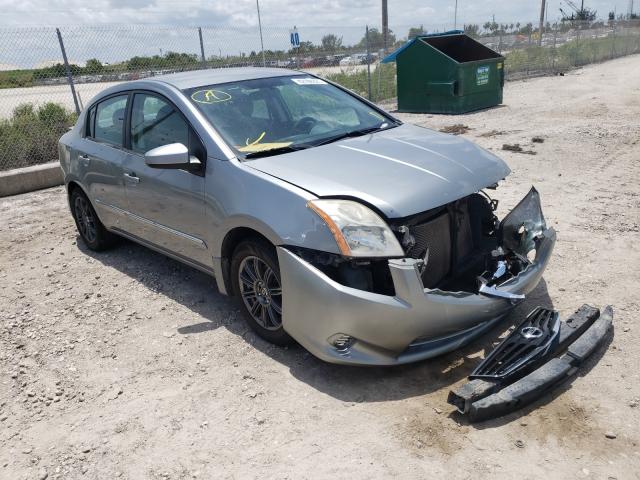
[277,227,556,366]
[449,305,613,421]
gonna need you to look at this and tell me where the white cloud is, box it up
[0,0,632,68]
[0,0,631,27]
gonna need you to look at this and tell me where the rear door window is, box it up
[93,95,128,146]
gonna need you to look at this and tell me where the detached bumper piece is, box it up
[448,304,613,422]
[469,307,560,381]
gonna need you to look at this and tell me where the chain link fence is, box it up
[1,20,639,171]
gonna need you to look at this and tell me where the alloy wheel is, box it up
[238,255,283,331]
[74,195,97,244]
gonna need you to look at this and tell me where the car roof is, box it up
[146,67,303,90]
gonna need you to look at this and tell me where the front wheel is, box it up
[231,239,292,346]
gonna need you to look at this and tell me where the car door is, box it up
[75,94,129,229]
[121,91,210,267]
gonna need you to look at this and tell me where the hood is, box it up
[246,123,511,218]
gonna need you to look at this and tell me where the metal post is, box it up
[256,0,266,67]
[552,25,558,71]
[382,0,389,52]
[56,28,80,116]
[198,27,206,64]
[365,25,372,101]
[538,0,546,46]
[611,21,617,58]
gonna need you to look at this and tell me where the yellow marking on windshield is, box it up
[237,142,292,153]
[246,131,266,146]
[368,111,384,120]
[191,89,232,104]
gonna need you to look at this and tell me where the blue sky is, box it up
[0,0,633,27]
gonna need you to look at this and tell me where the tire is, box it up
[70,188,116,251]
[231,239,292,346]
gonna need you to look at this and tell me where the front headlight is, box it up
[307,199,404,257]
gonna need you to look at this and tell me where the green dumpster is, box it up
[382,31,505,114]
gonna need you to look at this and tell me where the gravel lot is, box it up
[1,55,639,480]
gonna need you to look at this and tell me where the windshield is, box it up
[184,75,396,158]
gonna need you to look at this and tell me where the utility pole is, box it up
[382,0,389,52]
[198,27,206,63]
[365,26,372,101]
[454,0,458,30]
[256,0,266,67]
[538,0,546,46]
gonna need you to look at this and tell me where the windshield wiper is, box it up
[312,124,397,147]
[243,144,309,159]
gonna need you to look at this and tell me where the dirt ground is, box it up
[1,55,639,480]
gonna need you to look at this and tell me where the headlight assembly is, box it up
[307,199,404,258]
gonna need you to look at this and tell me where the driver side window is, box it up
[130,94,189,154]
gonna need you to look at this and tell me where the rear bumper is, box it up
[277,227,556,366]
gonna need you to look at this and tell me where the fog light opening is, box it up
[328,333,355,354]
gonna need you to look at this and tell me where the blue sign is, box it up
[290,28,300,48]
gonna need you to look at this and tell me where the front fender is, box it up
[208,159,342,294]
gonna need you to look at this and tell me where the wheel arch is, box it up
[66,180,88,209]
[66,180,111,228]
[218,226,276,296]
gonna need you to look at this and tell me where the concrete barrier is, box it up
[0,161,64,197]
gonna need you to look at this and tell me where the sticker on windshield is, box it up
[191,89,232,104]
[291,78,327,85]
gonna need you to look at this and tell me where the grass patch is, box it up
[325,63,397,102]
[0,103,76,171]
[505,32,640,75]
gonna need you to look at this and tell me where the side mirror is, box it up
[144,143,201,170]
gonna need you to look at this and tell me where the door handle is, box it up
[79,154,90,167]
[123,173,140,184]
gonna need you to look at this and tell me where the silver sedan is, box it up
[58,67,554,365]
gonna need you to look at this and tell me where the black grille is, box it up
[470,307,560,381]
[408,213,451,288]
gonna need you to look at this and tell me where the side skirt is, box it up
[110,227,216,277]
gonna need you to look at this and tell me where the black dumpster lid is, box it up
[382,30,502,64]
[381,30,463,63]
[421,34,502,63]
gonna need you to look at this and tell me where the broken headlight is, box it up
[307,199,404,258]
[500,187,547,257]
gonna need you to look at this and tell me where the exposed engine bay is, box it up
[291,187,547,297]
